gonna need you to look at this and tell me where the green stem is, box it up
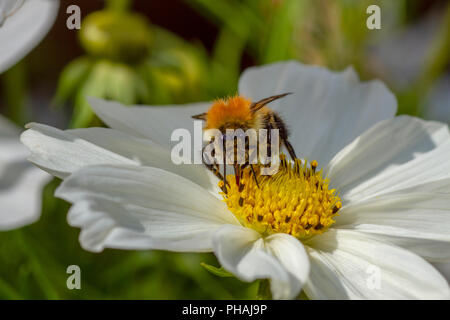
[256,279,272,300]
[16,231,60,299]
[1,61,27,125]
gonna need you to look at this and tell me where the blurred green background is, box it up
[0,0,449,299]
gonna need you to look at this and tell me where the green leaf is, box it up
[261,0,304,63]
[200,262,234,278]
[139,64,177,104]
[69,90,96,128]
[186,0,261,44]
[105,63,137,105]
[151,25,191,51]
[69,60,111,128]
[0,277,23,299]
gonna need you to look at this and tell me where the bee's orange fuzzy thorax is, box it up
[205,95,253,130]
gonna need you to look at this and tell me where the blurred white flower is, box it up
[368,8,443,90]
[368,5,450,124]
[21,61,450,299]
[0,0,59,73]
[0,114,50,230]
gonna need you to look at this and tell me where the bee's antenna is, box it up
[192,113,207,120]
[250,92,293,112]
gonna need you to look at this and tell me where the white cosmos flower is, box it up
[0,114,50,230]
[21,61,450,299]
[0,0,59,73]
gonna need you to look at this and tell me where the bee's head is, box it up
[191,93,292,132]
[195,95,256,131]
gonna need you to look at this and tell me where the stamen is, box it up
[311,160,318,173]
[219,154,342,240]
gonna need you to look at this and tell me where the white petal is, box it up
[304,229,449,299]
[238,61,397,166]
[0,116,50,230]
[433,262,450,283]
[345,176,450,262]
[69,127,220,194]
[213,225,309,299]
[334,191,450,261]
[0,114,20,136]
[0,0,24,25]
[55,164,239,252]
[0,0,59,73]
[327,116,450,201]
[87,97,209,149]
[0,162,49,230]
[264,233,310,295]
[20,123,135,178]
[21,123,220,194]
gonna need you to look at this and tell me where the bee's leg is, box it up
[250,164,259,188]
[234,165,246,206]
[267,122,272,158]
[235,164,247,206]
[214,163,229,184]
[202,161,228,190]
[212,162,221,177]
[211,144,228,185]
[283,138,297,160]
[264,121,273,171]
[267,112,297,160]
[220,165,227,194]
[238,136,259,188]
[222,137,227,193]
[204,158,224,180]
[245,141,260,188]
[202,145,228,191]
[238,160,259,188]
[234,164,240,186]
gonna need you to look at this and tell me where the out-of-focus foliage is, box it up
[0,179,257,299]
[187,0,396,67]
[0,0,449,299]
[54,4,213,128]
[186,0,450,117]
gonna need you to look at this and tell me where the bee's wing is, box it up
[250,92,292,113]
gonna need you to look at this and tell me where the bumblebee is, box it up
[192,93,296,192]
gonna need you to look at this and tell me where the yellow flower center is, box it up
[219,155,342,240]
